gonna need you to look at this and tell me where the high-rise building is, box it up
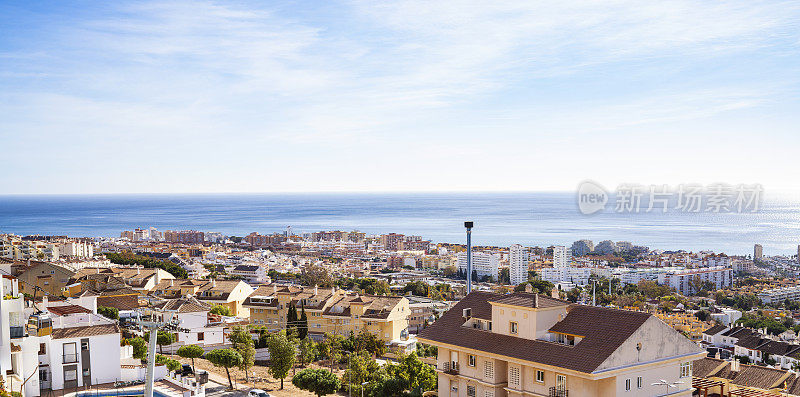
[754,244,763,260]
[553,245,568,268]
[509,244,527,285]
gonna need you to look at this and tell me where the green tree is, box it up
[229,326,256,382]
[298,337,316,367]
[514,280,554,295]
[206,348,243,389]
[342,351,380,396]
[267,331,296,389]
[392,351,437,395]
[176,345,204,375]
[126,337,147,360]
[298,305,309,339]
[210,305,232,316]
[317,333,344,373]
[156,331,175,355]
[97,306,119,320]
[287,302,298,335]
[292,368,341,396]
[354,330,385,357]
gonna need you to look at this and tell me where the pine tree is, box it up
[299,304,309,339]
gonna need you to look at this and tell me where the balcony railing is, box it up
[441,361,459,375]
[549,387,569,397]
[63,353,78,364]
[9,326,25,339]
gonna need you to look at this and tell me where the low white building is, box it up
[150,296,225,349]
[229,264,270,285]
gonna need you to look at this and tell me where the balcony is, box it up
[441,361,459,375]
[9,326,25,339]
[63,353,78,364]
[549,387,568,397]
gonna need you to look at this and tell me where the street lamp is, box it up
[465,221,473,293]
[361,381,369,397]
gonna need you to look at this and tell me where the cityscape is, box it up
[3,1,800,397]
[1,225,800,396]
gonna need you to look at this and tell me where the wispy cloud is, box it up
[1,0,799,193]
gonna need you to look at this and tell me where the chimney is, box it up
[731,359,740,372]
[534,294,539,308]
[551,287,560,299]
[314,285,318,295]
[273,283,277,294]
[525,283,533,293]
[170,279,174,287]
[211,279,216,288]
[43,295,48,307]
[137,267,141,275]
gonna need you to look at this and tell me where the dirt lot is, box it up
[166,354,348,397]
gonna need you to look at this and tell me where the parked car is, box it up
[248,389,271,397]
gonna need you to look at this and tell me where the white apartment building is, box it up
[57,241,94,258]
[509,245,527,286]
[229,264,270,284]
[657,266,733,296]
[457,252,500,280]
[552,246,568,268]
[757,286,800,304]
[540,267,592,287]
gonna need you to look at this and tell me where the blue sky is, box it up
[1,1,800,194]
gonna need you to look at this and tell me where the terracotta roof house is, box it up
[418,291,705,397]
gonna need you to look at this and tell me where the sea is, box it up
[1,192,799,256]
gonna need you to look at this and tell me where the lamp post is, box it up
[464,221,473,293]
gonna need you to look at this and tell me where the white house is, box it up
[150,296,225,348]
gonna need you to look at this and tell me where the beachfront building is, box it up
[418,289,705,397]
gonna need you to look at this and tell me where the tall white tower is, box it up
[509,244,526,286]
[553,245,568,268]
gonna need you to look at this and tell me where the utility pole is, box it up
[592,280,596,306]
[465,221,473,294]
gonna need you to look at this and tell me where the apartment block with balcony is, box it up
[419,290,705,397]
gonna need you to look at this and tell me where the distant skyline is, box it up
[2,1,800,194]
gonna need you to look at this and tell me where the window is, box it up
[637,376,642,389]
[556,374,567,390]
[81,341,89,350]
[64,368,78,382]
[680,362,692,378]
[509,367,520,387]
[466,385,476,397]
[536,370,545,383]
[39,343,46,355]
[510,321,518,335]
[63,342,78,363]
[484,360,494,379]
[197,332,205,341]
[484,391,493,397]
[625,379,631,391]
[468,355,476,367]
